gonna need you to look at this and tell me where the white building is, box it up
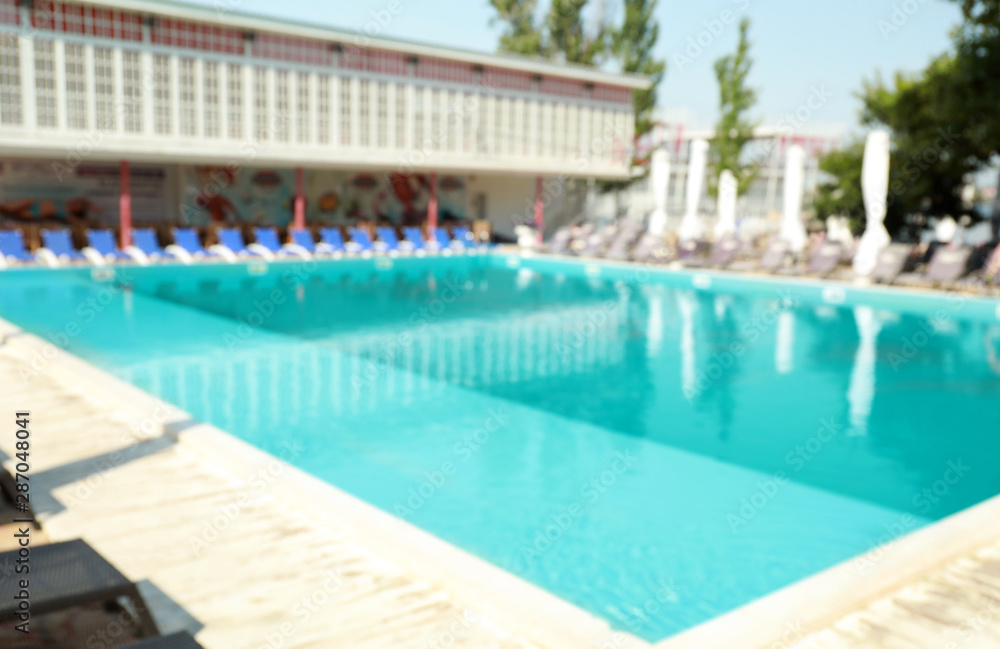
[0,0,648,242]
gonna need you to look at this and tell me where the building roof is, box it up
[89,0,652,90]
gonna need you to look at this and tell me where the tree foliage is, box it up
[815,0,1000,238]
[711,18,759,196]
[613,0,665,139]
[489,0,544,57]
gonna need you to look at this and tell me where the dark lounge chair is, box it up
[708,237,741,268]
[545,226,573,254]
[575,226,617,257]
[604,227,641,261]
[677,239,709,263]
[806,241,844,277]
[870,244,914,284]
[631,232,670,263]
[924,245,972,284]
[758,239,790,272]
[0,539,159,637]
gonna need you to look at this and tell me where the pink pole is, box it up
[534,176,544,245]
[427,172,438,232]
[119,160,132,248]
[293,167,305,231]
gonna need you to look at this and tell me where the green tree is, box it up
[613,0,666,140]
[489,0,544,56]
[711,18,759,196]
[813,139,865,227]
[545,0,609,65]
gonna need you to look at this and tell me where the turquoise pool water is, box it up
[2,255,999,641]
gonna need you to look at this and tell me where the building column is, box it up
[427,172,438,231]
[293,167,305,231]
[119,161,132,248]
[534,176,544,244]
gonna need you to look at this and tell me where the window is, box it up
[275,69,289,142]
[153,54,172,135]
[0,33,20,126]
[203,61,220,137]
[253,67,268,140]
[122,50,143,133]
[461,91,474,154]
[395,82,406,148]
[65,43,87,129]
[540,102,553,157]
[413,86,425,149]
[429,87,440,151]
[227,63,242,139]
[358,78,369,147]
[376,81,388,148]
[33,40,56,128]
[508,97,518,156]
[476,92,488,154]
[297,72,310,144]
[178,58,196,136]
[493,96,505,156]
[339,76,351,146]
[94,47,115,131]
[445,89,457,152]
[317,75,330,144]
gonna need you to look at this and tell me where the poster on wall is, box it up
[179,166,467,227]
[0,160,168,226]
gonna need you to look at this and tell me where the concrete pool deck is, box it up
[1,299,1000,648]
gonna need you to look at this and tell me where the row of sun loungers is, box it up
[543,223,1000,289]
[0,225,477,268]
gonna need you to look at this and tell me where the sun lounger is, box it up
[316,228,347,256]
[631,232,670,263]
[708,237,741,268]
[677,239,709,263]
[806,241,844,277]
[374,226,401,255]
[209,227,264,262]
[452,226,476,250]
[127,228,175,264]
[576,226,617,257]
[869,243,913,284]
[253,227,306,259]
[924,245,972,284]
[604,227,641,261]
[0,539,159,637]
[37,229,86,267]
[545,226,573,254]
[83,229,131,266]
[0,230,35,268]
[402,227,427,254]
[758,239,790,272]
[349,228,376,255]
[167,228,218,264]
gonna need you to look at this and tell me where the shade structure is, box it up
[715,169,738,238]
[779,144,807,253]
[647,148,670,236]
[847,306,882,435]
[852,130,892,276]
[678,139,709,241]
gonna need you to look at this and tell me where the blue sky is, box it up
[185,0,963,136]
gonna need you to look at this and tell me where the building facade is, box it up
[0,0,647,238]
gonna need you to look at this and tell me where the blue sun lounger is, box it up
[252,227,303,259]
[83,229,131,265]
[348,227,375,254]
[39,229,86,266]
[375,226,401,254]
[317,228,347,255]
[0,230,35,267]
[211,227,263,261]
[168,227,219,264]
[131,228,175,262]
[402,227,427,253]
[289,229,319,256]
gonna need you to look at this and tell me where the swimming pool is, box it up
[2,254,999,642]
